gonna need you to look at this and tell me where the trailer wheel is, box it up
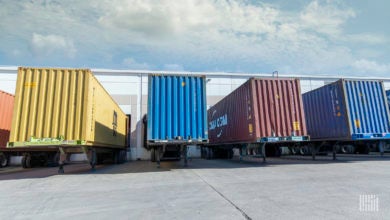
[299,146,309,155]
[341,145,355,154]
[289,147,297,155]
[0,154,9,167]
[21,155,27,168]
[22,154,32,168]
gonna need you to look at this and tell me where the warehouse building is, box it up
[1,66,390,160]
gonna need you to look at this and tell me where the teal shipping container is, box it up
[147,75,208,145]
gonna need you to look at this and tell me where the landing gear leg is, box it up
[379,141,385,157]
[183,145,188,167]
[156,147,161,168]
[58,147,67,174]
[84,147,97,171]
[332,143,337,160]
[261,143,266,163]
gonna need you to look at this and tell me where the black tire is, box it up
[349,145,356,154]
[22,155,27,168]
[290,147,298,155]
[23,154,32,168]
[0,154,9,167]
[299,146,308,155]
[341,146,348,154]
[341,145,355,154]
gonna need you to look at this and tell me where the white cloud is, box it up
[95,0,364,74]
[352,59,390,74]
[98,0,280,37]
[345,33,388,44]
[122,57,150,70]
[163,64,184,71]
[299,0,355,36]
[0,0,388,75]
[30,33,76,58]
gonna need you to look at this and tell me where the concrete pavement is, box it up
[0,156,389,219]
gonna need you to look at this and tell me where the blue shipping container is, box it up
[303,79,390,140]
[147,75,208,144]
[387,90,390,111]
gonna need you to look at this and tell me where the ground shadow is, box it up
[1,153,390,181]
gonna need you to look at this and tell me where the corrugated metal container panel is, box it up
[387,90,390,111]
[208,78,307,144]
[0,90,14,148]
[147,75,208,142]
[303,80,350,139]
[9,67,127,148]
[303,79,390,140]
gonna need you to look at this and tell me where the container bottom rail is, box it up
[203,135,310,162]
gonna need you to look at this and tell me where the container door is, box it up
[344,80,390,138]
[303,81,350,139]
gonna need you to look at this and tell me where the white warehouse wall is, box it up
[1,67,390,160]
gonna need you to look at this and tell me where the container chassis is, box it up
[147,139,208,168]
[0,137,127,173]
[203,134,390,162]
[203,135,310,162]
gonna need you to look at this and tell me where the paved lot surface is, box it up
[1,155,390,219]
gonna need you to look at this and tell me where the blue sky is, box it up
[0,0,389,76]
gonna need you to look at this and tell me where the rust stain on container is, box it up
[9,67,127,148]
[0,90,14,148]
[208,78,307,144]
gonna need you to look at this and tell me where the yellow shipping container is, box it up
[8,67,127,149]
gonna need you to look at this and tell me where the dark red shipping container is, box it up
[208,78,307,145]
[0,90,14,148]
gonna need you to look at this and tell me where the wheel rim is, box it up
[0,156,7,167]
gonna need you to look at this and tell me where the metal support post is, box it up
[183,145,188,167]
[261,143,266,163]
[311,144,316,161]
[58,147,66,174]
[379,141,385,157]
[156,146,161,168]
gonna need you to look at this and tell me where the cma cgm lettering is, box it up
[209,113,228,131]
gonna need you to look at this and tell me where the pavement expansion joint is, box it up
[190,169,252,220]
